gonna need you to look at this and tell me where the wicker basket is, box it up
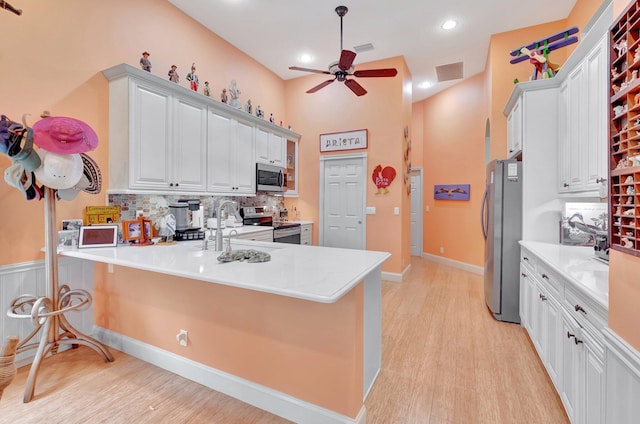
[0,336,19,402]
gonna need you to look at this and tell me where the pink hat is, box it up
[32,116,98,154]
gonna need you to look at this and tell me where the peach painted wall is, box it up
[0,0,286,266]
[609,0,640,353]
[284,56,411,274]
[94,264,364,418]
[488,19,570,161]
[417,73,487,266]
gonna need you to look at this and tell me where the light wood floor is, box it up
[0,257,568,423]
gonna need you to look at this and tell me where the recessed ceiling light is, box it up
[418,81,432,89]
[299,54,313,63]
[442,20,457,30]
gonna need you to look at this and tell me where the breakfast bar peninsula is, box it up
[60,239,390,424]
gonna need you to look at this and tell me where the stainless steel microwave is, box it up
[256,163,285,192]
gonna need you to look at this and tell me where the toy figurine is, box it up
[509,27,578,80]
[220,88,228,103]
[140,51,152,72]
[203,81,210,97]
[228,79,242,109]
[154,201,176,244]
[614,39,628,57]
[245,99,252,114]
[168,65,179,83]
[612,67,621,79]
[185,63,199,92]
[269,113,274,123]
[256,105,264,119]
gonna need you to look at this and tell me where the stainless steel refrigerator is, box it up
[481,159,522,324]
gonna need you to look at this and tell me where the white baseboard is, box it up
[94,327,366,424]
[421,253,483,275]
[382,263,412,283]
[603,328,640,424]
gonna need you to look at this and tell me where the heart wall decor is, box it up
[372,164,396,195]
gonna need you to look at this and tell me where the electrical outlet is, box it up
[425,205,430,212]
[394,207,400,215]
[440,247,444,253]
[176,329,188,347]
[366,207,376,214]
[108,263,114,273]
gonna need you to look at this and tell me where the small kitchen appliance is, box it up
[594,233,610,262]
[256,163,285,192]
[169,203,189,231]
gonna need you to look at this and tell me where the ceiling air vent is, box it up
[435,62,463,82]
[354,43,374,53]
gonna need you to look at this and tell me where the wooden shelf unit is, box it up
[610,0,640,256]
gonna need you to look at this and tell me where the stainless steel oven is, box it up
[273,224,301,244]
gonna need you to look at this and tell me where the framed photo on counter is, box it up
[122,217,153,245]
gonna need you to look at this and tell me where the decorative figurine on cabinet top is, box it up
[220,88,228,103]
[269,113,274,123]
[185,63,199,92]
[203,81,210,97]
[245,99,252,114]
[140,51,152,72]
[256,105,264,119]
[509,27,578,80]
[228,79,242,109]
[168,65,179,83]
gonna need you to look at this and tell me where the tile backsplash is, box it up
[108,192,285,226]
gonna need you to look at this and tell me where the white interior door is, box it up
[410,168,423,256]
[320,154,366,249]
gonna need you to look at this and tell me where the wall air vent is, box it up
[354,43,374,53]
[435,62,464,82]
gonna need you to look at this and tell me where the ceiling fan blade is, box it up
[344,79,367,96]
[289,66,331,74]
[353,68,398,78]
[306,78,336,93]
[338,50,357,71]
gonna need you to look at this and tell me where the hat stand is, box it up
[7,187,113,402]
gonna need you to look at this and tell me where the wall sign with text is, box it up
[319,129,368,153]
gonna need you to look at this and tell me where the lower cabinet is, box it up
[234,229,274,242]
[520,246,606,424]
[300,223,312,245]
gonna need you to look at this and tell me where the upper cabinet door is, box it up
[130,82,172,190]
[207,109,234,192]
[173,96,207,191]
[235,118,256,193]
[507,97,522,158]
[566,62,586,191]
[584,35,608,191]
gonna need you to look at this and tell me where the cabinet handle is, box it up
[539,293,547,301]
[567,331,575,339]
[574,304,586,314]
[574,338,583,345]
[541,273,549,280]
[563,182,570,188]
[175,183,179,187]
[521,272,527,277]
[523,256,529,261]
[169,183,174,187]
[596,177,607,184]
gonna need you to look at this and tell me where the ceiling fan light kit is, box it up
[289,5,398,96]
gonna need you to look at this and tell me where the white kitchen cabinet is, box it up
[103,63,300,195]
[506,96,523,158]
[557,34,608,196]
[233,228,273,242]
[256,127,286,167]
[207,109,255,195]
[300,223,312,245]
[520,244,608,424]
[107,75,207,193]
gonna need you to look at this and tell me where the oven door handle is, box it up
[278,170,284,188]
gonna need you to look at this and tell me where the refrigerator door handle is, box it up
[481,187,488,240]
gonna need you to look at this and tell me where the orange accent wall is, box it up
[0,0,286,266]
[415,73,488,265]
[94,264,364,417]
[283,56,411,274]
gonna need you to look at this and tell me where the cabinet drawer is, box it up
[520,248,537,272]
[535,262,563,300]
[564,285,607,336]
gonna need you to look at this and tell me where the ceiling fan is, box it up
[289,5,398,96]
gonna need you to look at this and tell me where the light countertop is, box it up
[519,241,608,309]
[59,239,390,304]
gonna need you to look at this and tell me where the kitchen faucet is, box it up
[216,200,238,251]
